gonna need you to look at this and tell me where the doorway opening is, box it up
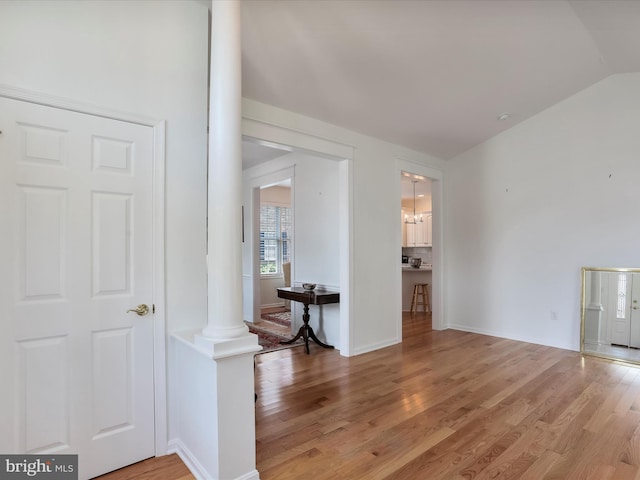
[400,171,433,332]
[242,136,350,353]
[396,160,443,335]
[257,179,294,337]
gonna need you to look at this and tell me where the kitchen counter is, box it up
[401,264,432,271]
[401,264,432,311]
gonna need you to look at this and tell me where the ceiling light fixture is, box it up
[497,113,510,121]
[404,181,423,224]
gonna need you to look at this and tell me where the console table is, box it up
[276,287,340,354]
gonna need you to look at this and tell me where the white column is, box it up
[585,271,604,344]
[202,0,248,340]
[588,271,602,308]
[176,3,260,480]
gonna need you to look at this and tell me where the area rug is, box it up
[260,310,291,327]
[246,317,302,354]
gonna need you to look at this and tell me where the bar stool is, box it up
[410,283,431,313]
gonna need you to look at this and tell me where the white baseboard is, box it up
[236,470,261,480]
[167,438,261,480]
[167,438,211,480]
[351,337,401,356]
[261,302,285,309]
[446,323,578,352]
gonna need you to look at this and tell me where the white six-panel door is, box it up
[0,97,155,479]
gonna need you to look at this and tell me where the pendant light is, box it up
[404,181,423,224]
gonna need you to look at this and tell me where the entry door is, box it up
[607,273,640,349]
[0,97,155,479]
[630,274,640,348]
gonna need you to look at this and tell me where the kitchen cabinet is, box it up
[425,213,432,246]
[403,212,432,247]
[405,223,415,247]
[401,210,407,247]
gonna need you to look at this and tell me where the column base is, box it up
[192,329,261,359]
[170,330,262,479]
[201,322,250,344]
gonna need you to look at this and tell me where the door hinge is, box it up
[152,304,156,314]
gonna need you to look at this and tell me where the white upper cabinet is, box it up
[425,213,433,246]
[405,222,416,247]
[403,212,432,247]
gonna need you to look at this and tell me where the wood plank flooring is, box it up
[94,454,194,480]
[255,312,640,480]
[103,312,640,479]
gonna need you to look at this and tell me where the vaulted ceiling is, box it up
[240,0,640,160]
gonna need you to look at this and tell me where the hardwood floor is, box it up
[255,312,640,480]
[105,312,640,479]
[94,454,194,480]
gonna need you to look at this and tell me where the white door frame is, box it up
[241,117,355,355]
[0,84,168,457]
[396,159,444,332]
[246,164,296,324]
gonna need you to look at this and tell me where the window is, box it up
[260,205,291,275]
[617,273,628,319]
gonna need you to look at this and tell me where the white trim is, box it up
[247,166,296,327]
[339,157,354,356]
[260,200,290,208]
[0,85,169,458]
[0,83,159,127]
[152,120,168,456]
[242,115,355,161]
[168,438,261,480]
[260,302,286,309]
[247,165,296,188]
[260,273,285,279]
[352,338,401,356]
[447,324,576,352]
[173,330,262,360]
[167,438,211,480]
[397,159,443,182]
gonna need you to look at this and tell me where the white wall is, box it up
[444,73,640,351]
[291,152,341,344]
[0,0,209,332]
[260,276,286,308]
[0,0,209,444]
[260,185,290,205]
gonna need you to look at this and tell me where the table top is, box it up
[277,287,340,305]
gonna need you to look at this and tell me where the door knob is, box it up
[126,304,150,316]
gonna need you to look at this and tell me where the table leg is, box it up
[280,303,334,354]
